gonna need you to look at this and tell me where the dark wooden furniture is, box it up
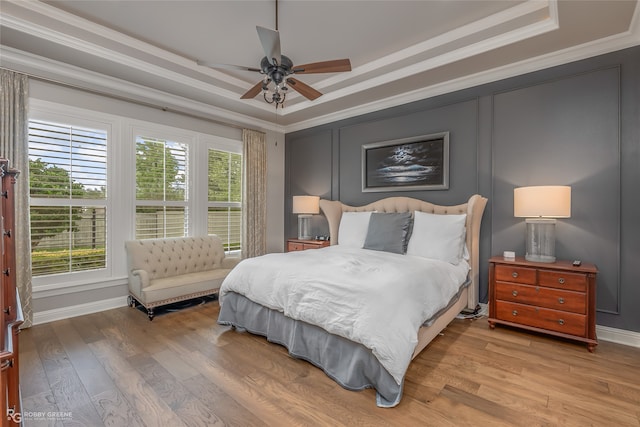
[488,256,598,352]
[1,159,22,426]
[286,238,330,252]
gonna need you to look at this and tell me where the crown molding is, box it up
[1,46,285,133]
[2,0,557,116]
[0,12,268,108]
[2,0,637,133]
[286,14,640,133]
[2,0,254,91]
[282,12,559,116]
[310,0,556,93]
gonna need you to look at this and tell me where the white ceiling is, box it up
[1,0,638,133]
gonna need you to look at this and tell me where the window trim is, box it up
[29,103,117,290]
[203,136,243,254]
[28,99,244,293]
[133,132,191,239]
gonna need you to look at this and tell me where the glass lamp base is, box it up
[525,254,557,263]
[297,215,312,240]
[524,218,556,263]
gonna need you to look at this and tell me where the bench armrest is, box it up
[129,269,150,297]
[222,257,241,270]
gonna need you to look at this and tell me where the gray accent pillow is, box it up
[363,212,413,254]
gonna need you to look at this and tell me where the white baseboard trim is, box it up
[32,295,129,325]
[596,325,640,348]
[29,298,640,349]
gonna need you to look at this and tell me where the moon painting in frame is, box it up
[362,132,449,192]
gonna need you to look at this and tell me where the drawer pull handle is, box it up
[512,310,518,316]
[558,319,565,326]
[512,290,518,297]
[0,359,13,371]
[558,278,565,284]
[512,272,519,278]
[558,297,565,304]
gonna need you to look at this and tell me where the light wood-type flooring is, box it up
[19,300,640,426]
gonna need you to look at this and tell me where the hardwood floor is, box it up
[19,301,640,426]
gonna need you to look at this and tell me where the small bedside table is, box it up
[488,256,598,352]
[286,238,330,252]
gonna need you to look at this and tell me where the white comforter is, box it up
[218,245,469,384]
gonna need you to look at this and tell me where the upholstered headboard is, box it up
[319,195,488,309]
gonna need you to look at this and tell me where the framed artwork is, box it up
[361,131,449,192]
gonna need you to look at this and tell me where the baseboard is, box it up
[32,295,128,325]
[596,325,640,348]
[29,298,640,349]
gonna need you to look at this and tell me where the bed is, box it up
[218,195,487,407]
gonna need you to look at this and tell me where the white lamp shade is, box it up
[514,186,571,218]
[292,195,320,214]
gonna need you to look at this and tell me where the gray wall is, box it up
[285,46,640,332]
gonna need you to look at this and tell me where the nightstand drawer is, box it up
[287,239,330,252]
[495,301,586,337]
[489,257,597,351]
[495,282,586,314]
[539,270,587,292]
[288,242,305,251]
[495,265,536,285]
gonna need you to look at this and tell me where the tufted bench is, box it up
[125,235,240,320]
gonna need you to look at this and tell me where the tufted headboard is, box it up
[319,195,488,309]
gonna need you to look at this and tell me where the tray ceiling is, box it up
[1,0,638,132]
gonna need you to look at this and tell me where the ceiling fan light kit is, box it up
[198,2,351,109]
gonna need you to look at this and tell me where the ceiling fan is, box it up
[196,1,351,108]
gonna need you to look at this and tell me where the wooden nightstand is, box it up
[488,256,598,352]
[286,238,330,252]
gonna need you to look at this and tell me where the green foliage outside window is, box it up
[136,138,186,202]
[208,150,241,202]
[29,158,86,248]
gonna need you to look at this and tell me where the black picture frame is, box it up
[361,132,449,192]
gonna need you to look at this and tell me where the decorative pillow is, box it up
[338,211,373,248]
[406,211,467,264]
[363,212,413,254]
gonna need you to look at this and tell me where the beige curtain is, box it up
[241,129,267,258]
[0,69,33,328]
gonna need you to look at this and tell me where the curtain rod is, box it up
[1,67,246,131]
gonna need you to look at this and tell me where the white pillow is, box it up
[406,211,467,264]
[338,211,373,248]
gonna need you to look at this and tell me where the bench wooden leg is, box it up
[127,295,138,308]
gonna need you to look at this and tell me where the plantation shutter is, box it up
[28,120,108,276]
[135,136,188,239]
[207,149,242,252]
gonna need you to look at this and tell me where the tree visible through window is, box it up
[135,136,188,239]
[208,149,242,252]
[28,120,107,276]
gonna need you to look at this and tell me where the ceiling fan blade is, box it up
[240,81,264,99]
[256,26,281,65]
[292,59,352,74]
[287,77,323,100]
[196,60,261,73]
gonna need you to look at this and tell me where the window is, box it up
[135,136,188,239]
[207,148,242,252]
[28,100,247,293]
[28,120,107,276]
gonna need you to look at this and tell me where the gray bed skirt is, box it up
[218,292,403,407]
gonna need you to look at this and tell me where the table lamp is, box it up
[514,185,571,263]
[293,195,319,240]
